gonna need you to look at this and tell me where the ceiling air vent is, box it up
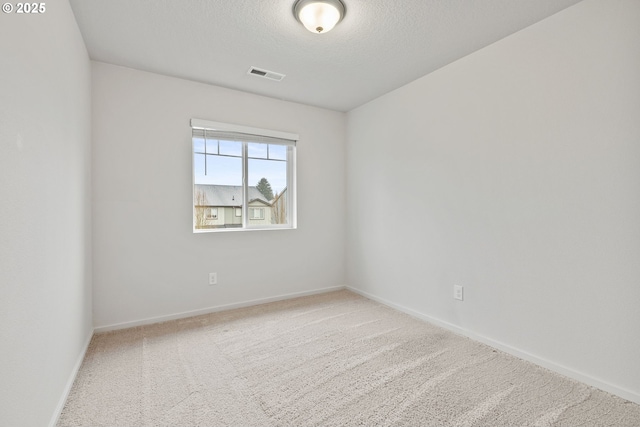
[247,66,285,82]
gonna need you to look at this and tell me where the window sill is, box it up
[193,226,296,234]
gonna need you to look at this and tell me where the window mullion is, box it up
[242,142,249,228]
[203,132,208,176]
[287,146,294,227]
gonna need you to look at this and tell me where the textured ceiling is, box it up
[69,0,583,112]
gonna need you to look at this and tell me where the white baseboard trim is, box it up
[49,330,94,427]
[346,286,640,405]
[95,285,347,333]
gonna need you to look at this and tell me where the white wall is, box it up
[347,0,640,403]
[92,62,346,328]
[0,2,93,426]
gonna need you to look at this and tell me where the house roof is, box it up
[194,184,270,207]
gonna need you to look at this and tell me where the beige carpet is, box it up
[58,290,640,426]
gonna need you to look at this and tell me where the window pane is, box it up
[206,138,218,154]
[194,145,242,230]
[193,153,206,178]
[193,137,205,154]
[248,142,268,159]
[219,140,242,157]
[204,155,242,186]
[269,144,287,161]
[248,156,288,225]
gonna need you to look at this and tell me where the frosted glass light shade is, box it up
[294,0,345,34]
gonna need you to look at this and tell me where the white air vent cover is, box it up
[247,66,285,82]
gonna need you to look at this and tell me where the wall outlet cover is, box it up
[454,285,463,301]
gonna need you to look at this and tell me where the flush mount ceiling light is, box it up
[293,0,346,34]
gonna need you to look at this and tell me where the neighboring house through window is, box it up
[191,119,297,232]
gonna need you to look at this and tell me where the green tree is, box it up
[256,177,274,200]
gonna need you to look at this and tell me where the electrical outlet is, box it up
[453,285,463,301]
[209,272,218,285]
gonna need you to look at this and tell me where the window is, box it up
[250,208,265,220]
[192,119,297,232]
[206,208,218,220]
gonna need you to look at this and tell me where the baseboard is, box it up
[346,286,640,405]
[95,285,347,333]
[49,330,94,427]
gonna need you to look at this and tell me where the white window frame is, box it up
[191,119,297,233]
